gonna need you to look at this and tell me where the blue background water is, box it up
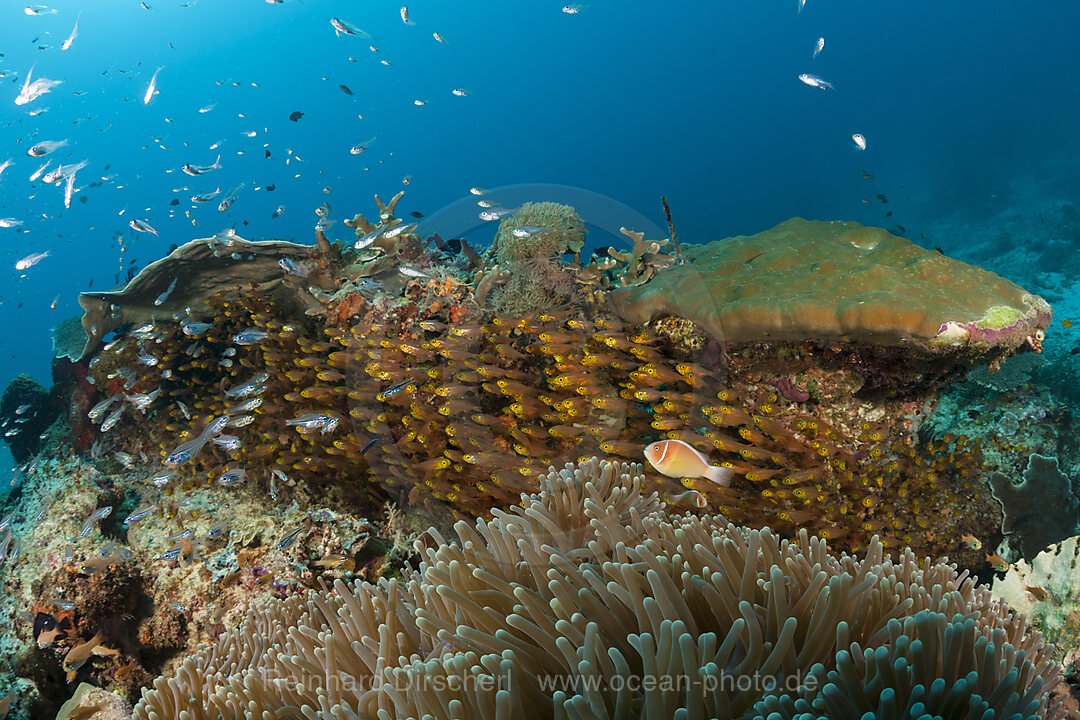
[1,0,1079,473]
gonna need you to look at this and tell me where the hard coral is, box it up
[76,233,321,360]
[132,458,1063,720]
[994,534,1080,663]
[610,218,1051,349]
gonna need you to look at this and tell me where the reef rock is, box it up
[0,374,61,464]
[610,217,1050,355]
[76,233,319,361]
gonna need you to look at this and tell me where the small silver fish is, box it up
[129,219,160,235]
[100,405,125,431]
[123,505,156,525]
[279,257,309,277]
[113,451,136,469]
[16,65,62,105]
[232,328,268,345]
[330,17,374,38]
[212,434,242,450]
[61,11,80,50]
[479,208,514,221]
[382,221,417,239]
[143,66,164,105]
[217,468,248,486]
[27,139,68,157]
[284,413,340,434]
[191,188,221,202]
[181,321,212,336]
[28,159,52,182]
[182,155,221,176]
[15,251,49,270]
[154,277,178,306]
[126,388,161,412]
[349,137,376,155]
[798,73,834,90]
[511,226,546,238]
[151,470,176,486]
[88,394,121,421]
[399,266,430,279]
[218,182,244,211]
[226,397,263,414]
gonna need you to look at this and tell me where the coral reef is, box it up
[1,374,61,464]
[76,284,996,559]
[990,453,1080,558]
[0,194,1060,715]
[55,195,1024,565]
[132,458,1062,720]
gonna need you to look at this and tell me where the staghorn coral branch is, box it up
[374,190,405,218]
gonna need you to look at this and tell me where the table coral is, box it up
[76,234,322,361]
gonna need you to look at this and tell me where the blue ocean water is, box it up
[1,0,1078,473]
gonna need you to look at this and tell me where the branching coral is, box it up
[132,458,1062,720]
[608,227,676,287]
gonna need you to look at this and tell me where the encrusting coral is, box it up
[132,458,1062,720]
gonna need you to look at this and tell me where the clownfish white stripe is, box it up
[643,439,733,487]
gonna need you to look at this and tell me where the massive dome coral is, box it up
[609,218,1051,351]
[132,458,1062,720]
